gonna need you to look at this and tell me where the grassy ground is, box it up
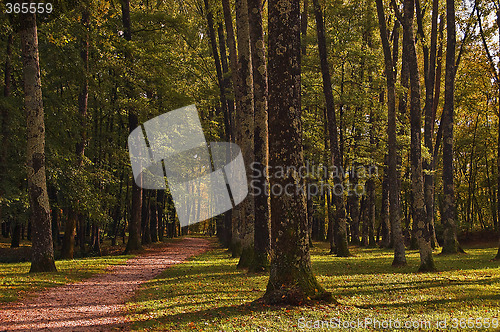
[127,240,500,331]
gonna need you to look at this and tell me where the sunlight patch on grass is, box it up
[127,242,500,331]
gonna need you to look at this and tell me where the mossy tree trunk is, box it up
[234,0,255,269]
[20,12,57,273]
[264,0,330,305]
[375,0,406,266]
[403,0,436,272]
[248,0,271,272]
[441,0,464,255]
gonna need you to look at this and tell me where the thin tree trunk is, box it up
[380,157,391,248]
[375,0,406,266]
[264,0,330,305]
[121,0,142,253]
[313,0,349,257]
[20,13,57,273]
[403,0,436,272]
[248,0,270,272]
[0,32,13,239]
[301,0,308,55]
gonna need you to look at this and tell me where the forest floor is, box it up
[126,240,500,331]
[0,237,210,331]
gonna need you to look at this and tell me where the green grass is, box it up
[0,255,131,302]
[127,241,500,331]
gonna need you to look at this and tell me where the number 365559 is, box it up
[5,3,53,14]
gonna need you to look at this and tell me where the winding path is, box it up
[0,237,210,331]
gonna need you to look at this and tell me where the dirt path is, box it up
[0,237,210,332]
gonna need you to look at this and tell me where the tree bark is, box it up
[422,0,440,249]
[248,0,270,272]
[264,0,330,305]
[234,0,255,269]
[403,0,436,272]
[441,0,463,255]
[375,0,406,266]
[313,0,350,257]
[20,13,57,273]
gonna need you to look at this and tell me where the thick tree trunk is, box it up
[121,0,142,253]
[248,0,270,272]
[375,0,406,266]
[404,0,436,272]
[234,0,255,269]
[264,0,330,305]
[20,13,57,273]
[440,0,463,255]
[313,0,350,257]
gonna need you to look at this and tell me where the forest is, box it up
[0,0,499,330]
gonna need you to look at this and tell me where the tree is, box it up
[61,7,90,259]
[122,0,142,253]
[402,0,436,272]
[234,0,255,268]
[375,0,407,266]
[20,12,57,273]
[476,0,500,260]
[440,0,463,254]
[312,0,350,257]
[248,0,271,272]
[264,0,330,304]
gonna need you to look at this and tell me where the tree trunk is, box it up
[141,190,151,245]
[222,0,239,142]
[440,0,463,255]
[157,190,165,241]
[380,159,391,248]
[121,0,142,253]
[301,0,308,55]
[218,24,235,142]
[313,0,350,257]
[0,32,13,239]
[375,0,406,266]
[20,13,57,273]
[11,222,21,248]
[248,0,270,272]
[348,165,361,245]
[150,195,158,243]
[403,0,436,272]
[234,0,255,269]
[263,0,330,305]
